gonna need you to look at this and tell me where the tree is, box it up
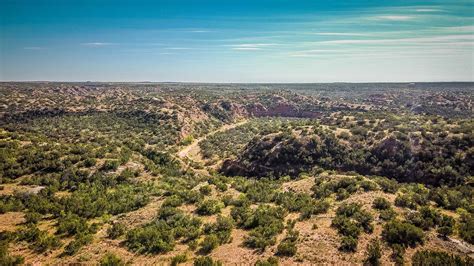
[382,220,424,248]
[364,239,381,266]
[100,253,125,266]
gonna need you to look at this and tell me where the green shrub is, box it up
[31,233,61,253]
[412,250,473,266]
[63,233,93,256]
[199,185,212,196]
[107,223,126,239]
[0,240,24,266]
[382,220,424,248]
[379,208,397,221]
[125,222,175,254]
[241,205,286,251]
[437,215,454,238]
[363,239,381,266]
[15,224,61,253]
[171,254,187,266]
[100,252,125,266]
[255,257,279,266]
[391,244,405,266]
[360,180,378,192]
[101,160,119,171]
[336,188,350,201]
[375,178,399,193]
[83,158,97,167]
[459,212,474,244]
[339,236,357,252]
[199,234,219,254]
[406,207,442,230]
[24,211,42,224]
[197,199,223,215]
[162,195,184,208]
[372,198,391,210]
[193,256,222,266]
[56,213,91,236]
[276,229,298,257]
[204,215,234,244]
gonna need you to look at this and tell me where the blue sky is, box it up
[1,0,473,82]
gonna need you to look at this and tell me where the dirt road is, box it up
[177,120,247,162]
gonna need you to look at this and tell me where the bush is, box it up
[197,199,223,216]
[379,208,397,221]
[107,223,126,239]
[31,233,61,253]
[100,253,125,266]
[391,244,405,266]
[372,198,391,210]
[199,234,219,254]
[24,211,42,224]
[363,239,381,266]
[15,224,61,253]
[239,205,286,251]
[125,222,175,254]
[412,250,473,266]
[375,178,399,193]
[101,160,119,171]
[360,180,378,192]
[204,215,234,244]
[171,254,187,266]
[162,195,184,208]
[437,215,454,238]
[56,213,91,236]
[0,241,24,266]
[199,185,212,196]
[382,220,424,248]
[459,212,474,244]
[406,207,443,230]
[336,188,350,201]
[193,256,222,266]
[339,236,357,252]
[63,233,93,256]
[255,257,279,266]
[394,194,417,209]
[276,229,298,257]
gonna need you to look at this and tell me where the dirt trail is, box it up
[177,120,247,162]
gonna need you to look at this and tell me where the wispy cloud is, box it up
[228,43,278,51]
[164,47,192,50]
[436,25,474,32]
[370,15,415,21]
[311,32,372,36]
[81,42,116,47]
[23,46,43,50]
[232,47,262,51]
[314,34,473,45]
[416,8,442,12]
[189,30,211,33]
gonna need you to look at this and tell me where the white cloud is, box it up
[371,15,415,21]
[311,32,372,36]
[81,42,115,47]
[416,8,441,12]
[164,47,192,50]
[229,43,278,47]
[436,25,474,32]
[315,34,474,45]
[232,47,262,51]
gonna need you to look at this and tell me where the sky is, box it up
[0,0,473,82]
